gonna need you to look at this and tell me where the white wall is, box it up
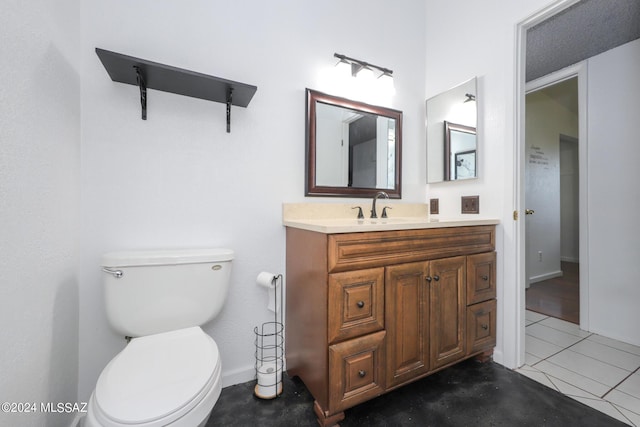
[425,0,557,367]
[587,38,640,346]
[316,103,348,187]
[425,1,640,363]
[560,136,579,263]
[525,89,578,282]
[9,0,634,412]
[78,0,427,401]
[0,0,80,426]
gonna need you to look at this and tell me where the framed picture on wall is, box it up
[455,150,476,180]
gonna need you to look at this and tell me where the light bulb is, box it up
[335,58,351,79]
[356,66,375,83]
[378,72,395,96]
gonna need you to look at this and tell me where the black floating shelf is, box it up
[95,48,257,133]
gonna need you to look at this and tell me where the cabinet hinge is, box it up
[513,210,519,221]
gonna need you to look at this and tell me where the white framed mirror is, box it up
[426,77,478,183]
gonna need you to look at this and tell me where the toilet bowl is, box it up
[85,327,221,427]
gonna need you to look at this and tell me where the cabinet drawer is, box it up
[328,268,385,343]
[328,331,386,413]
[466,299,497,354]
[467,252,496,305]
[328,226,495,273]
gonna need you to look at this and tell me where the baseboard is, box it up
[222,356,289,388]
[528,270,563,284]
[492,349,504,367]
[222,366,256,388]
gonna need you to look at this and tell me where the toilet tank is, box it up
[101,248,233,337]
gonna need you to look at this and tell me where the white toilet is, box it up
[84,248,233,427]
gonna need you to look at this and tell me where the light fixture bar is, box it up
[334,53,393,77]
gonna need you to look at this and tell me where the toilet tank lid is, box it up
[102,248,234,267]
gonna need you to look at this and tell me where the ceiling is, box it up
[526,0,640,82]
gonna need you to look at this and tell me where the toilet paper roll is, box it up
[256,272,279,313]
[255,361,283,399]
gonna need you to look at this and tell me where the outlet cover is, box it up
[461,195,480,214]
[430,198,439,215]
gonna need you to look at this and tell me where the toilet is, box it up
[84,248,233,427]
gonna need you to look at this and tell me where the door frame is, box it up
[514,0,587,367]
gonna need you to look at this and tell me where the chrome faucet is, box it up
[370,191,389,218]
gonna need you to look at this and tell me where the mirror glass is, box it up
[426,78,478,183]
[306,89,402,198]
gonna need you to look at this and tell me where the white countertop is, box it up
[283,217,500,234]
[282,203,499,234]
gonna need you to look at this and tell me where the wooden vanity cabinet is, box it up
[285,225,496,426]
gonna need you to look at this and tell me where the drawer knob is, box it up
[481,275,489,281]
[357,300,365,308]
[433,275,440,281]
[481,324,489,330]
[425,276,432,282]
[358,370,366,378]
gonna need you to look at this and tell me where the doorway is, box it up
[524,78,581,325]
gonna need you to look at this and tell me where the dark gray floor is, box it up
[208,358,627,426]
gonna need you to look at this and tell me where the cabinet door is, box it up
[467,299,497,354]
[385,261,430,388]
[328,331,386,413]
[467,252,496,305]
[430,256,467,370]
[328,268,385,344]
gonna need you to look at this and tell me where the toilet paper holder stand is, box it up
[254,273,284,399]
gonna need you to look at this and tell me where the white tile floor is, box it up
[517,310,640,426]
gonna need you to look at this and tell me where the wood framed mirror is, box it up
[445,121,477,181]
[305,88,402,198]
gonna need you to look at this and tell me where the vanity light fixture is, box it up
[334,53,393,82]
[356,65,375,82]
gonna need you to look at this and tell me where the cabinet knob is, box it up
[481,324,489,330]
[358,370,366,378]
[433,275,440,281]
[357,300,365,308]
[425,276,432,282]
[481,275,489,281]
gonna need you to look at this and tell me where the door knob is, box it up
[525,209,535,215]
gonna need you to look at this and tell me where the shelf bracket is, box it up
[134,66,147,120]
[226,87,233,133]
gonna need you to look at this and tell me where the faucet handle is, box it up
[381,206,392,218]
[352,206,364,219]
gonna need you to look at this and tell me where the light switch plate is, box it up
[461,196,479,214]
[430,198,439,215]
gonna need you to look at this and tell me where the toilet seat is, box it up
[92,327,220,426]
